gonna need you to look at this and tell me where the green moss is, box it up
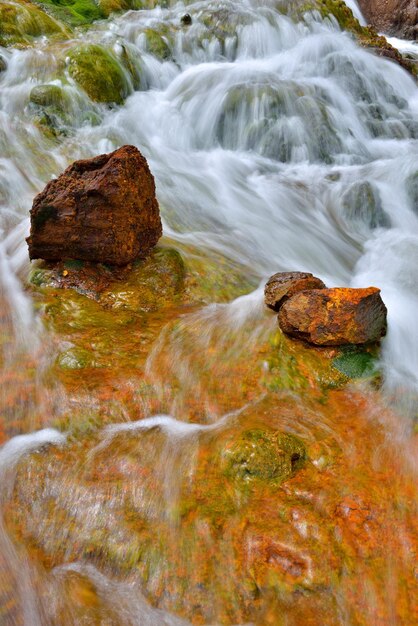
[67,44,132,104]
[332,349,379,379]
[0,1,67,47]
[119,42,143,90]
[57,346,98,369]
[265,330,349,393]
[35,0,103,26]
[144,28,171,60]
[222,428,306,485]
[30,84,65,107]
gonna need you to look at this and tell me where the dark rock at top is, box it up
[27,145,162,266]
[264,271,326,312]
[181,13,192,26]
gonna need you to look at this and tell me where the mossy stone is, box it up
[0,1,66,47]
[144,28,171,60]
[30,84,65,108]
[68,44,132,104]
[222,428,306,484]
[35,0,104,27]
[119,42,143,90]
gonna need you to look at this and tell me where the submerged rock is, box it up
[278,287,387,346]
[264,271,326,312]
[341,181,390,230]
[27,145,162,266]
[222,428,305,484]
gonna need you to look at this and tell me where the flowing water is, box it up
[0,1,417,624]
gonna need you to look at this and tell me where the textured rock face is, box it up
[264,271,326,311]
[357,0,417,39]
[27,145,162,266]
[278,287,387,346]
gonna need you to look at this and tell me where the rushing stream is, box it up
[0,0,417,624]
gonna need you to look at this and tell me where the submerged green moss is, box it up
[222,428,306,484]
[332,348,379,379]
[67,44,132,104]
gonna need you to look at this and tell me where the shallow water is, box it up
[0,1,417,624]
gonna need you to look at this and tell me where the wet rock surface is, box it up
[278,287,387,346]
[264,271,326,311]
[357,0,417,39]
[27,145,162,266]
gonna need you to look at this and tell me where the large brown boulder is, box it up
[278,287,387,346]
[357,0,417,39]
[27,145,162,266]
[264,271,326,312]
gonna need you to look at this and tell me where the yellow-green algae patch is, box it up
[0,0,68,47]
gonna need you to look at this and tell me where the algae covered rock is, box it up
[144,28,172,60]
[222,428,305,484]
[30,84,66,108]
[27,145,162,266]
[67,44,132,104]
[278,287,387,346]
[0,0,66,47]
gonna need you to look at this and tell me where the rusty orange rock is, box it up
[264,271,326,312]
[27,145,162,266]
[278,287,387,346]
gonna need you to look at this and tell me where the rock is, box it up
[222,428,305,484]
[278,287,387,346]
[341,181,390,230]
[264,271,326,312]
[0,56,7,72]
[67,44,132,105]
[144,28,171,60]
[357,0,417,40]
[181,13,192,26]
[27,145,162,266]
[30,84,65,107]
[0,0,66,47]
